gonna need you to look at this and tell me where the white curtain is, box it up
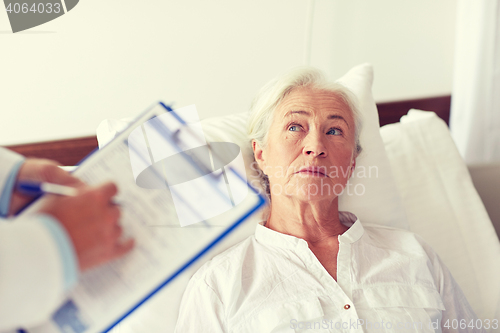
[450,0,500,164]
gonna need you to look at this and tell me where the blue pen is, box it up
[17,181,122,207]
[17,181,78,197]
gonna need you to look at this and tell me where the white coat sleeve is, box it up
[0,148,66,331]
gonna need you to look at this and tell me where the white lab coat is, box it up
[0,148,65,332]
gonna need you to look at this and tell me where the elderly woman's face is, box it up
[255,87,357,201]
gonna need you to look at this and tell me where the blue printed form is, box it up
[24,103,265,333]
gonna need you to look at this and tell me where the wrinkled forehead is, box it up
[274,87,355,123]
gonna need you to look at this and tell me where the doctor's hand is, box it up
[38,182,135,272]
[9,158,84,216]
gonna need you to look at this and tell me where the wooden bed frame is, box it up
[5,95,451,166]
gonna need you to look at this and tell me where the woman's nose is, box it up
[303,131,327,157]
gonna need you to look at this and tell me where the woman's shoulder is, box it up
[360,223,437,257]
[362,223,424,240]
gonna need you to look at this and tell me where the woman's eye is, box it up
[288,125,301,132]
[327,128,342,135]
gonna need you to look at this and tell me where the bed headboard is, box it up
[5,95,451,166]
[376,95,451,127]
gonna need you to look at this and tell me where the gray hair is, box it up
[247,66,363,201]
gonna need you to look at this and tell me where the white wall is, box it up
[311,0,457,102]
[0,0,456,145]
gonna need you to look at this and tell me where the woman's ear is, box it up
[347,158,356,179]
[252,140,266,174]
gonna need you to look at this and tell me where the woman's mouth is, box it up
[297,167,328,177]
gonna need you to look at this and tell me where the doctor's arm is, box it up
[0,148,133,330]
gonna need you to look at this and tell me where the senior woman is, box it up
[175,68,482,333]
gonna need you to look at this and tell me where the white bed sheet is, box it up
[381,109,500,322]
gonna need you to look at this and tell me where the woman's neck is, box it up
[265,195,349,245]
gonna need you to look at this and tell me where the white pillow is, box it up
[336,64,408,229]
[380,110,500,320]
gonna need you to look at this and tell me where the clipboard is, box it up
[22,102,266,333]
